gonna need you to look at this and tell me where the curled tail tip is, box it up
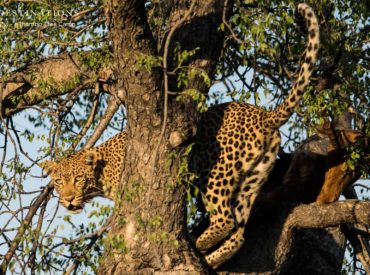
[296,3,320,53]
[296,3,318,23]
[297,3,313,12]
[297,3,310,9]
[295,3,319,33]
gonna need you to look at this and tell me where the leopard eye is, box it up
[54,179,63,187]
[75,175,84,182]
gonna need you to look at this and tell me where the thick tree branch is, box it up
[287,200,370,229]
[85,96,121,148]
[0,52,113,117]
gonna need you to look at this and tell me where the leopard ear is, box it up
[40,160,57,175]
[85,150,101,166]
[340,130,363,145]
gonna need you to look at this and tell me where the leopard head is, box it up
[41,150,104,213]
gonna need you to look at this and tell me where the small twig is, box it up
[222,0,244,44]
[71,7,98,22]
[341,224,370,274]
[68,92,99,152]
[0,123,8,175]
[358,236,370,274]
[9,118,38,164]
[353,183,370,191]
[0,182,54,273]
[63,217,112,275]
[27,190,50,273]
[225,56,253,93]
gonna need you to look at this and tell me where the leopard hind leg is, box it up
[205,133,281,269]
[195,167,236,252]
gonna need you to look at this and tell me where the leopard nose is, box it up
[64,194,75,203]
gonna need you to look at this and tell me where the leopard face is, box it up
[42,150,104,213]
[41,131,127,213]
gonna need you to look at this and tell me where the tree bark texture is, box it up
[98,1,229,273]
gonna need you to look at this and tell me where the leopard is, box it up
[189,3,320,269]
[41,131,126,213]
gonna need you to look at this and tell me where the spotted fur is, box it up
[41,132,126,213]
[190,3,320,269]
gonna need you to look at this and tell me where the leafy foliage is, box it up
[0,0,369,274]
[0,0,107,76]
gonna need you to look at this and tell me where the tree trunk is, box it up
[98,1,229,273]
